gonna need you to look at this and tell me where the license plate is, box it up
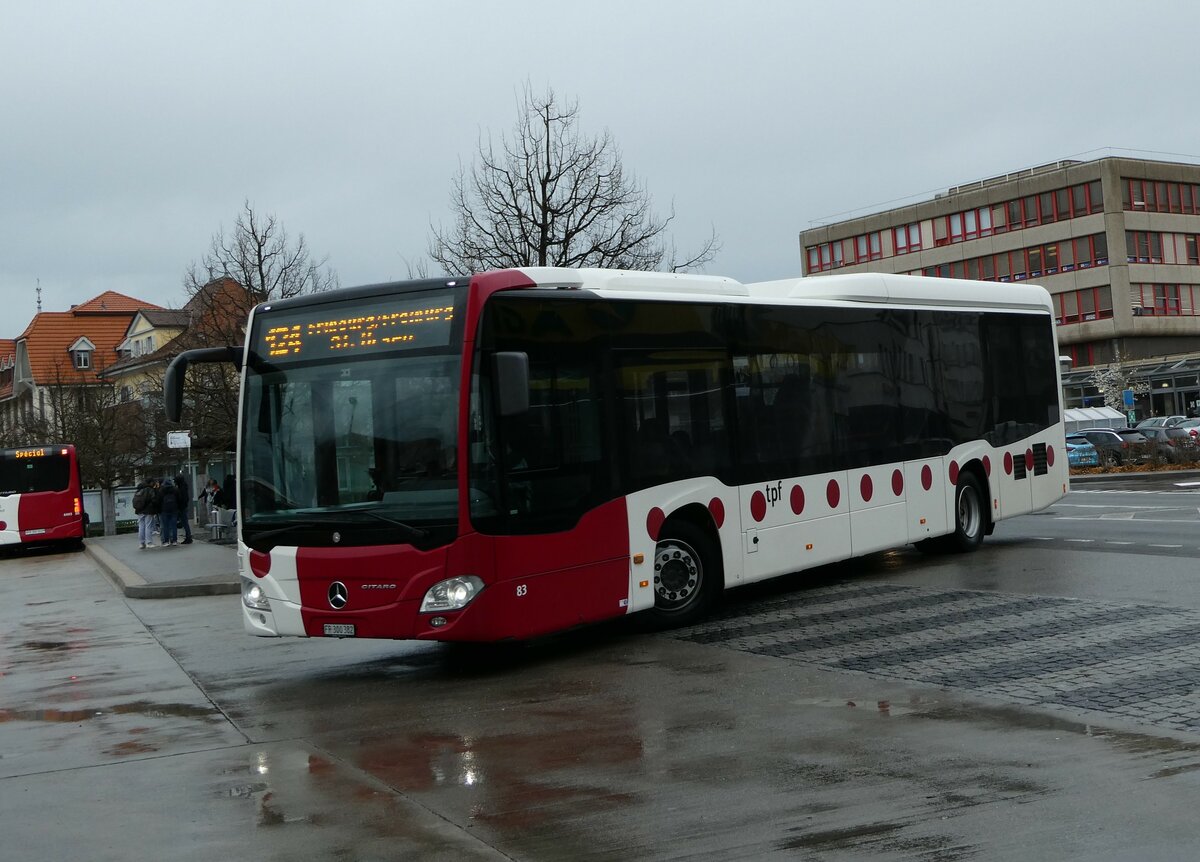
[24,528,47,536]
[323,623,356,637]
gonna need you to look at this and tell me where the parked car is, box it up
[1139,426,1200,463]
[1135,415,1186,429]
[1074,428,1153,466]
[1065,435,1100,468]
[1177,417,1200,441]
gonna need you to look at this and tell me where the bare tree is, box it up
[185,200,339,303]
[429,84,719,275]
[175,203,340,453]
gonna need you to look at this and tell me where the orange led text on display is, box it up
[263,305,454,359]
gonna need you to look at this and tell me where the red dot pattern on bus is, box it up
[750,491,766,522]
[708,497,725,528]
[647,507,665,540]
[249,549,271,578]
[790,484,805,514]
[727,443,1057,529]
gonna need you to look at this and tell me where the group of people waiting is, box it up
[131,474,229,550]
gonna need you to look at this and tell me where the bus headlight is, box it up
[420,576,485,613]
[242,579,271,611]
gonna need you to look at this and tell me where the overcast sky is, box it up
[4,0,1198,335]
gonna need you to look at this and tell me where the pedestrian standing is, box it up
[175,472,193,544]
[132,480,154,549]
[147,479,163,543]
[159,478,180,545]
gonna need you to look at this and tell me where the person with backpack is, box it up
[147,479,163,543]
[132,480,154,549]
[175,472,193,544]
[159,478,180,545]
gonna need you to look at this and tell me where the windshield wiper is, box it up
[243,519,331,544]
[244,511,428,544]
[348,509,428,540]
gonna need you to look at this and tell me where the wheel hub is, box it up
[654,542,700,607]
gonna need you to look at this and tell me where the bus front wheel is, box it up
[645,521,721,628]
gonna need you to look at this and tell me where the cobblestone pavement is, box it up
[671,582,1200,734]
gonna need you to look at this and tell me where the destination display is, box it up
[256,292,456,362]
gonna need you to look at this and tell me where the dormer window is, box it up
[68,336,95,371]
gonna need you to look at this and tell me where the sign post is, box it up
[167,431,194,528]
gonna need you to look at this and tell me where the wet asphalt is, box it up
[3,472,1200,860]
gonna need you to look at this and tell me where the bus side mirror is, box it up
[493,351,529,416]
[164,346,245,422]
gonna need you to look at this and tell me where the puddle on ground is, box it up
[0,700,221,724]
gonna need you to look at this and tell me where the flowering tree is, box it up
[1088,350,1147,411]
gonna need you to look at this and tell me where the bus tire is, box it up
[644,520,721,629]
[946,472,986,553]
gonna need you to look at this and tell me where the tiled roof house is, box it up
[0,291,161,440]
[98,277,257,389]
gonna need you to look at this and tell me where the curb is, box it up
[85,541,240,599]
[1069,468,1200,484]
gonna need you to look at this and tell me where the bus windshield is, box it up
[241,352,461,544]
[0,448,72,495]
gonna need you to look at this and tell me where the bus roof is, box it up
[514,267,748,297]
[514,268,1052,313]
[746,272,1054,313]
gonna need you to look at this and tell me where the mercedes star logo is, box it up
[328,581,349,610]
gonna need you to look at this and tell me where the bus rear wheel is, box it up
[645,521,721,628]
[946,472,986,552]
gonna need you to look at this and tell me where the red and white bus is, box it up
[165,268,1067,642]
[0,444,86,550]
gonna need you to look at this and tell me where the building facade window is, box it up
[1053,287,1113,325]
[806,231,881,272]
[922,233,1108,282]
[806,179,1104,274]
[1122,178,1200,214]
[892,223,921,254]
[1131,283,1200,316]
[1126,231,1164,263]
[74,350,91,370]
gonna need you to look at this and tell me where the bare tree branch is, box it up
[429,83,718,274]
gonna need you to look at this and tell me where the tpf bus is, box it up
[0,444,86,550]
[165,268,1067,642]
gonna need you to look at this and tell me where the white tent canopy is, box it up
[1064,406,1126,432]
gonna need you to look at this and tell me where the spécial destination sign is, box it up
[256,291,456,362]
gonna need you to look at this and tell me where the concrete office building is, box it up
[799,156,1200,419]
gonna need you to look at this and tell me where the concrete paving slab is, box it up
[85,531,239,599]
